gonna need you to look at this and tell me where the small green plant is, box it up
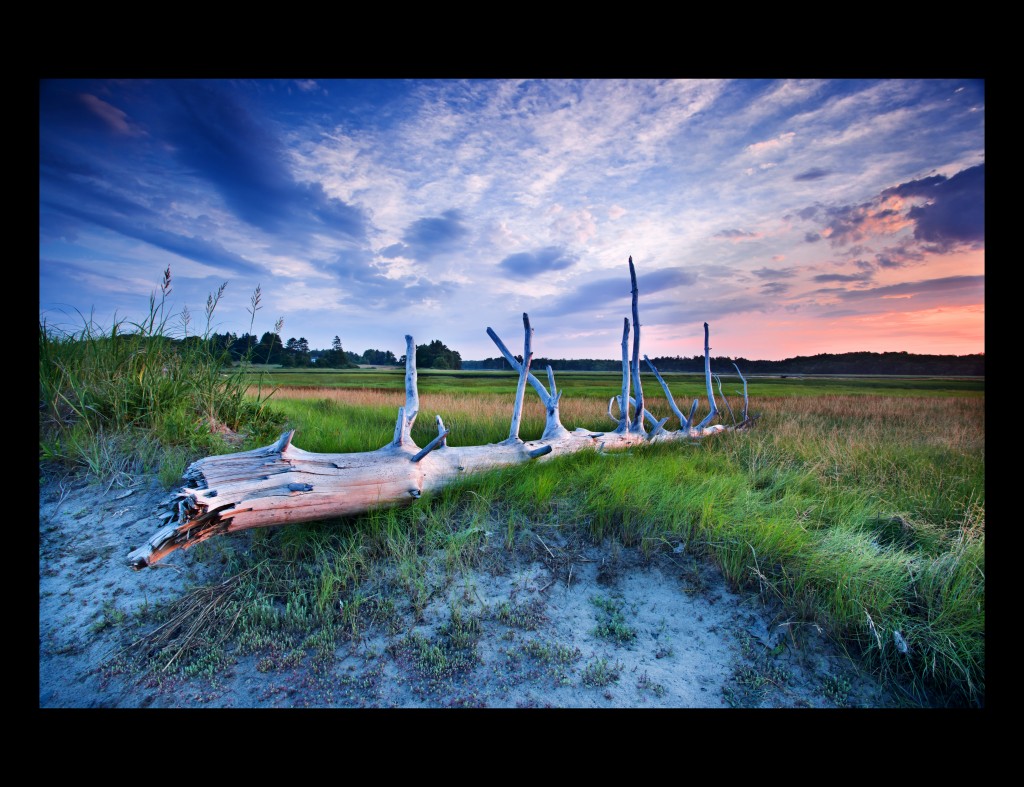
[582,657,622,688]
[90,601,126,633]
[591,595,637,644]
[495,599,547,630]
[822,673,853,707]
[637,670,667,698]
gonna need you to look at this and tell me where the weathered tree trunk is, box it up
[128,259,753,569]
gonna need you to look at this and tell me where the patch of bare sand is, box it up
[39,470,894,709]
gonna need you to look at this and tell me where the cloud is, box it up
[549,208,596,244]
[752,267,796,279]
[804,164,984,252]
[42,200,266,277]
[40,173,158,221]
[498,247,579,280]
[541,267,697,317]
[399,209,469,260]
[812,271,873,283]
[760,282,791,296]
[804,232,822,243]
[166,82,367,239]
[836,275,983,301]
[329,250,398,305]
[380,243,410,259]
[817,200,912,247]
[715,228,758,240]
[745,131,795,155]
[794,167,829,181]
[883,174,946,199]
[874,242,925,268]
[295,80,319,92]
[900,164,985,248]
[78,93,146,137]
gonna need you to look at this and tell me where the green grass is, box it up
[40,270,285,484]
[249,366,984,399]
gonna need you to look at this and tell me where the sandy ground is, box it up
[39,468,896,709]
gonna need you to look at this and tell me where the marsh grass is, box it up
[39,269,285,484]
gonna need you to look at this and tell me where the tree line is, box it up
[189,332,983,375]
[203,332,457,369]
[463,351,985,376]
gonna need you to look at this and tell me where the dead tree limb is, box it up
[628,257,646,435]
[733,362,749,423]
[714,373,736,424]
[127,258,747,569]
[695,322,719,431]
[617,318,631,433]
[508,313,534,442]
[644,354,688,429]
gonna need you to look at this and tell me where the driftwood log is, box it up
[128,258,753,569]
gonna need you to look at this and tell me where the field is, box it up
[39,343,984,707]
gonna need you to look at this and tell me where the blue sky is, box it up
[39,78,984,361]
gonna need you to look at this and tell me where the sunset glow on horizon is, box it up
[39,79,984,362]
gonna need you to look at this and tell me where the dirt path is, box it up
[39,469,894,708]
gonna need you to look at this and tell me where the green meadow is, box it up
[242,365,985,399]
[39,318,985,706]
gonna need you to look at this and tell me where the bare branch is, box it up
[393,335,420,446]
[486,326,550,402]
[487,319,566,440]
[618,318,631,433]
[644,354,688,429]
[508,313,534,442]
[411,430,451,462]
[271,429,295,454]
[648,415,670,439]
[629,257,646,434]
[435,414,448,447]
[714,373,736,423]
[732,362,749,423]
[696,322,719,431]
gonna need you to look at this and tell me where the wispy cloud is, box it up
[745,131,796,155]
[167,82,367,239]
[79,93,146,137]
[812,271,874,283]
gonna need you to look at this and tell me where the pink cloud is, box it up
[78,93,145,137]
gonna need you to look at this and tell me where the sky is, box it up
[39,78,985,361]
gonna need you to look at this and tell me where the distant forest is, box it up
[463,351,985,376]
[200,331,983,375]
